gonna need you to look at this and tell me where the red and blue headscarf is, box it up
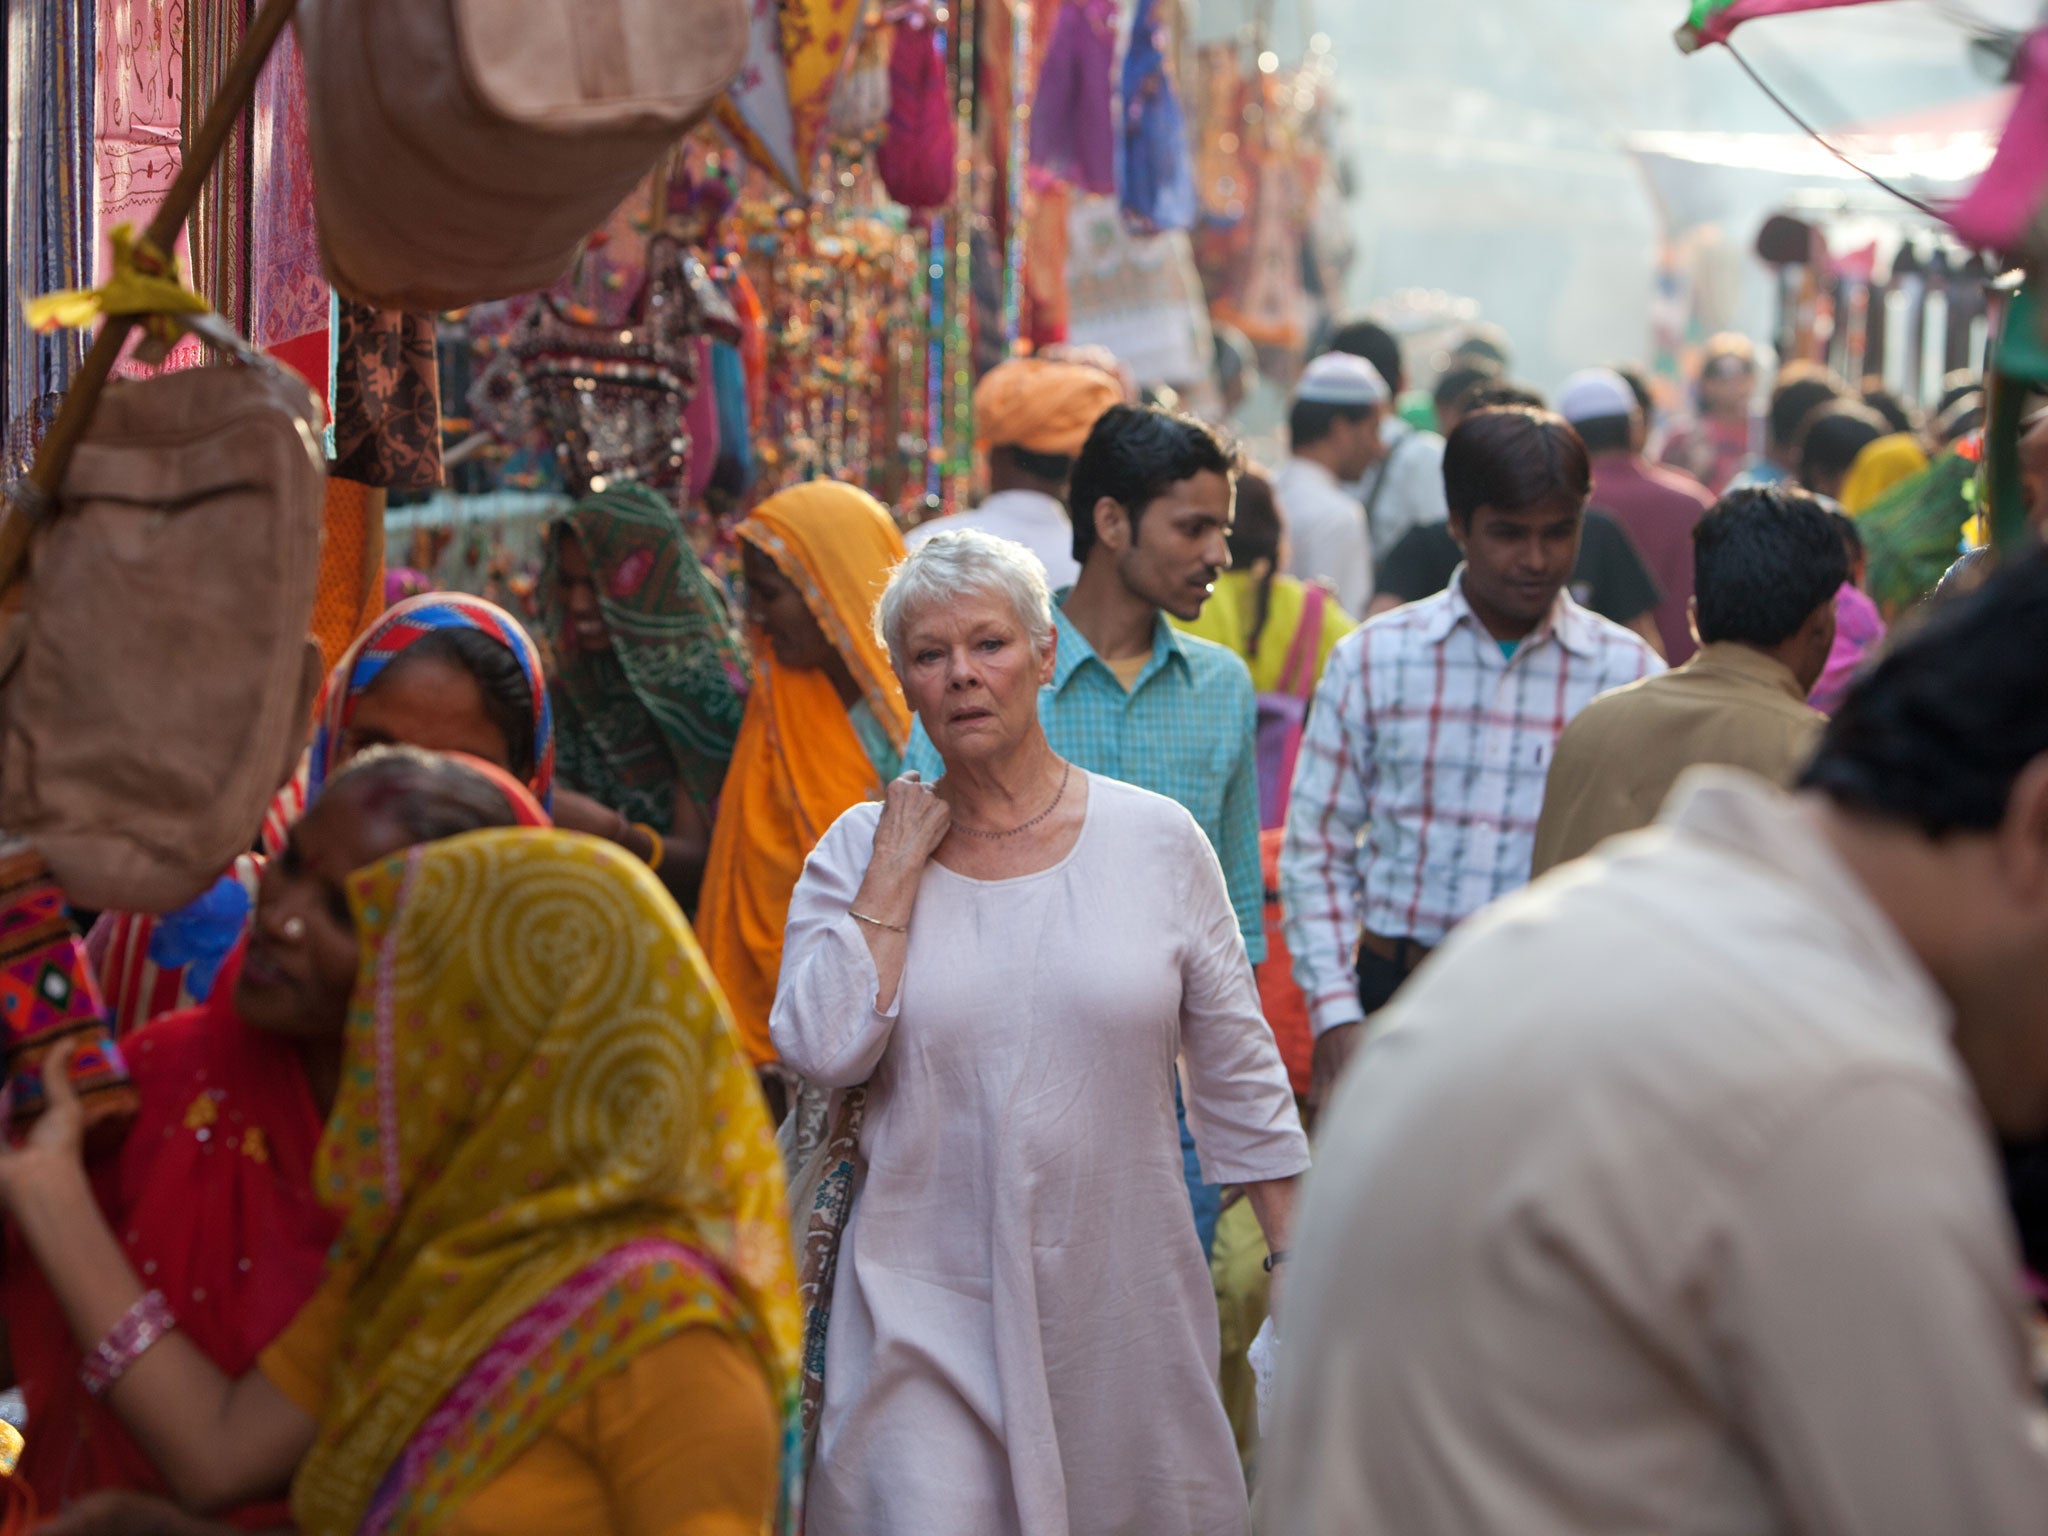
[309,593,555,808]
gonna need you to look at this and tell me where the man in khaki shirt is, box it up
[1260,548,2048,1536]
[1532,485,1843,875]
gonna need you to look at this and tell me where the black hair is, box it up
[990,442,1076,486]
[1227,470,1281,572]
[1069,405,1238,564]
[1323,319,1404,395]
[1801,543,2048,835]
[1572,413,1635,456]
[1937,371,1981,418]
[1830,508,1865,564]
[373,627,538,782]
[1462,381,1547,414]
[1433,363,1500,414]
[1229,472,1283,658]
[1692,487,1848,648]
[1768,364,1848,452]
[318,745,523,843]
[1214,326,1256,397]
[1613,364,1655,418]
[1452,324,1512,369]
[1289,398,1375,451]
[1797,402,1886,493]
[1442,407,1591,525]
[1859,381,1916,438]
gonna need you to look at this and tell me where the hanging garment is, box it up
[1029,0,1118,196]
[1120,0,1197,232]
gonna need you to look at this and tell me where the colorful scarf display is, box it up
[310,593,556,805]
[289,830,800,1536]
[698,482,910,1065]
[545,485,751,827]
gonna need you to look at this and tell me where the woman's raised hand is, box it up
[0,1037,86,1208]
[870,772,953,879]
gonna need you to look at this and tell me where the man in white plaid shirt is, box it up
[1281,406,1663,1116]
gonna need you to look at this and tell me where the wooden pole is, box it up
[0,0,300,592]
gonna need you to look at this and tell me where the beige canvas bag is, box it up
[0,321,325,913]
[297,0,750,311]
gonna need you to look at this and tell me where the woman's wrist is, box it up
[1,1141,95,1234]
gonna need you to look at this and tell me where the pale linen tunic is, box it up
[772,774,1310,1536]
[1261,768,2048,1536]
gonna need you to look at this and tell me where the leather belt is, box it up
[1358,929,1433,974]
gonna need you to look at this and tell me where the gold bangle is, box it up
[849,909,907,934]
[630,822,666,873]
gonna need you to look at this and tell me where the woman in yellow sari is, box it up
[0,829,799,1536]
[699,483,911,1068]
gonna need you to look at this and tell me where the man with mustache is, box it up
[1280,406,1662,1123]
[906,402,1258,1254]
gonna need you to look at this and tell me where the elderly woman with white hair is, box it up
[771,529,1310,1536]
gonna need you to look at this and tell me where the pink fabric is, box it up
[685,336,718,506]
[1691,0,1900,49]
[876,17,955,211]
[1949,29,2048,249]
[1810,583,1887,716]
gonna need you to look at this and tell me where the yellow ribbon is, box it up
[25,224,208,335]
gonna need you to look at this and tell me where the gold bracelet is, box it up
[849,909,907,933]
[630,822,666,873]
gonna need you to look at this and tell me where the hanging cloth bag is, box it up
[0,311,326,915]
[876,17,957,211]
[295,0,750,310]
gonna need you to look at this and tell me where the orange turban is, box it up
[974,358,1123,458]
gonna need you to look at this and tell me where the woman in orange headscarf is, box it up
[700,483,911,1067]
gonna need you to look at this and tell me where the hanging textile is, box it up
[1029,0,1117,197]
[331,303,443,492]
[782,0,867,184]
[95,0,205,376]
[716,0,802,192]
[249,25,329,350]
[3,0,96,476]
[182,0,249,332]
[1677,0,1904,52]
[1947,29,2048,264]
[1119,0,1197,233]
[312,480,387,674]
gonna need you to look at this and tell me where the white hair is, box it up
[877,529,1056,670]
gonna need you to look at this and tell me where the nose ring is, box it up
[281,916,307,942]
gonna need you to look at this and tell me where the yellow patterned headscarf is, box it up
[290,829,800,1536]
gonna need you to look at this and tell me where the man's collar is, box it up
[1688,640,1811,702]
[1052,592,1188,688]
[1422,568,1601,658]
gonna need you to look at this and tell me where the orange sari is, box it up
[699,483,910,1063]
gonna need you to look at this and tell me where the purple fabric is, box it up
[1809,582,1886,716]
[1119,0,1197,231]
[1029,0,1117,196]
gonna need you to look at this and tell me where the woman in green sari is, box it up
[544,485,750,908]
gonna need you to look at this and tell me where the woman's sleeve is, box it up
[767,806,903,1089]
[1174,817,1312,1186]
[577,1329,781,1536]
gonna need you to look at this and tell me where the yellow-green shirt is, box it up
[1173,571,1357,695]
